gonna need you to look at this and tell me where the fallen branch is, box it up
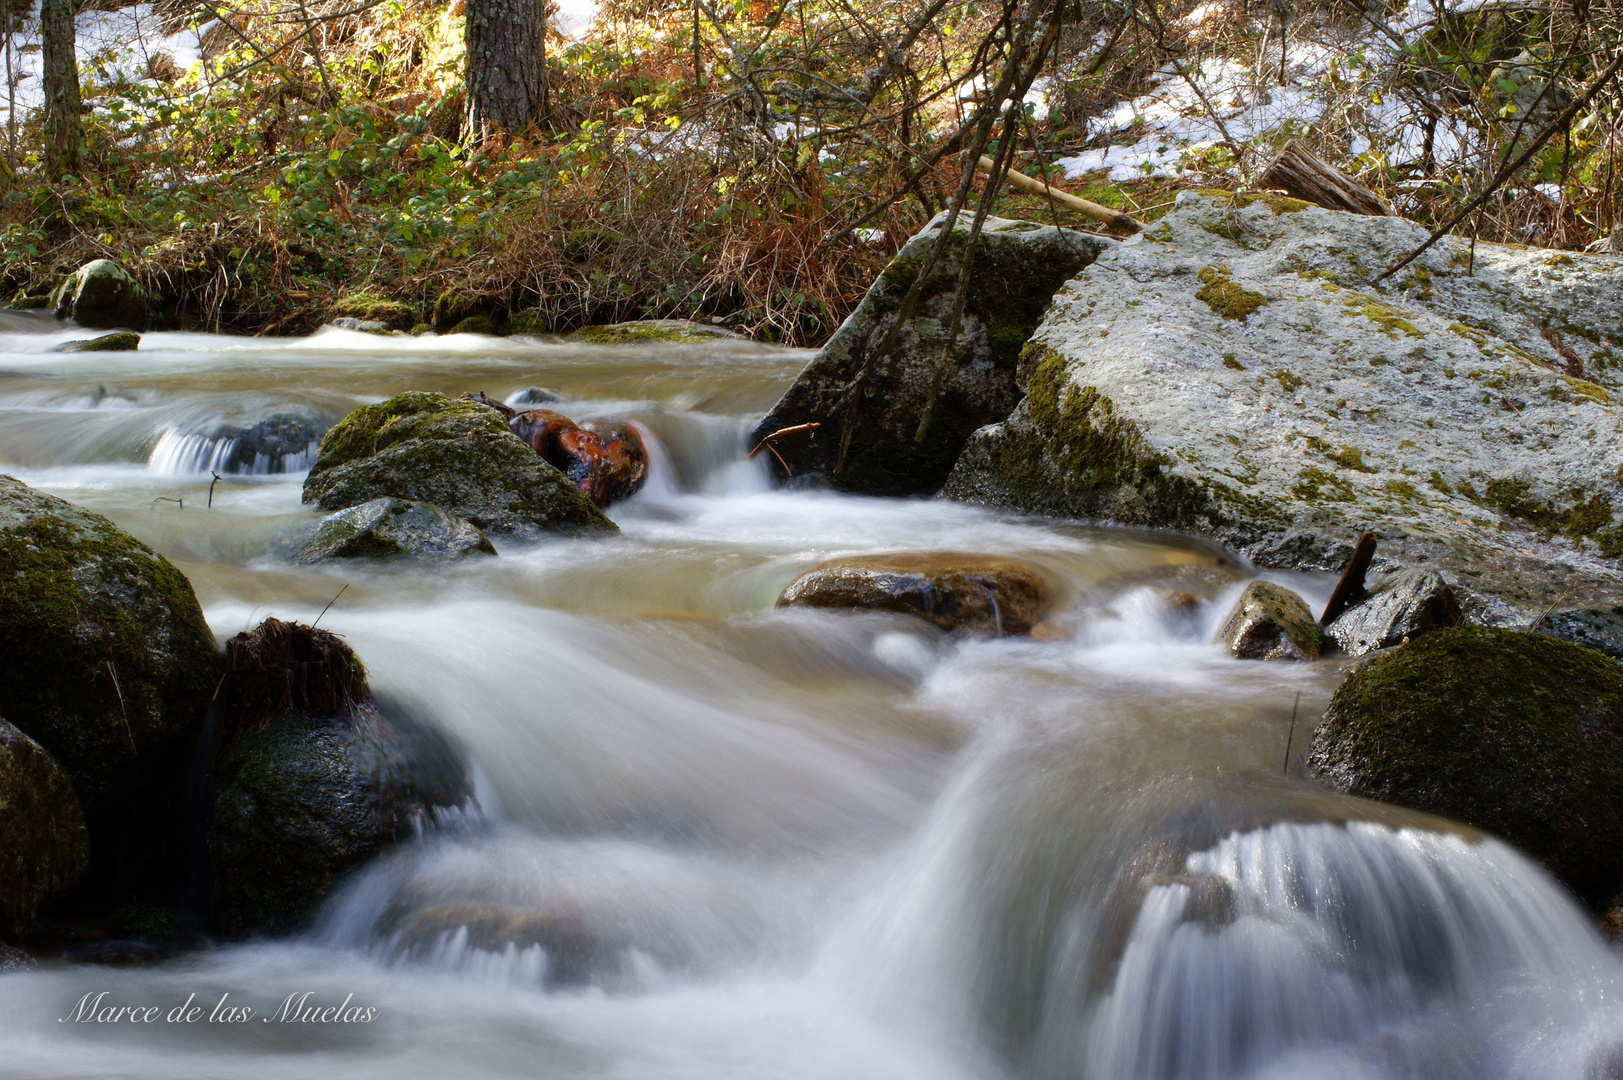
[1319,530,1377,626]
[748,422,820,460]
[976,156,1145,233]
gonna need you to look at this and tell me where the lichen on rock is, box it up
[942,192,1623,613]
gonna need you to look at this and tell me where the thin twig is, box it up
[1528,581,1576,632]
[208,471,222,508]
[311,582,349,629]
[152,496,183,510]
[105,660,137,753]
[1283,690,1300,775]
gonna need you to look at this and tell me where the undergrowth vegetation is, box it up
[2,0,1621,340]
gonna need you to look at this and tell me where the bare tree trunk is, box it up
[41,0,82,175]
[465,0,546,141]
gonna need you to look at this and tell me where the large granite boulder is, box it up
[52,260,145,330]
[0,475,219,813]
[206,619,471,935]
[1308,626,1623,905]
[0,719,89,939]
[942,192,1623,613]
[301,392,616,538]
[752,215,1106,494]
[777,553,1053,635]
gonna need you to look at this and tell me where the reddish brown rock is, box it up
[508,410,648,508]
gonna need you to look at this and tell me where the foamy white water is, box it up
[0,315,1617,1080]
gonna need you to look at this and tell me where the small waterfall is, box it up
[1061,821,1623,1080]
[147,415,327,475]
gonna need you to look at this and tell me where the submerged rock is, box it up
[52,331,139,353]
[0,944,37,971]
[0,475,219,812]
[753,215,1105,495]
[942,192,1623,614]
[1216,579,1322,660]
[777,553,1053,635]
[0,719,89,940]
[1308,626,1623,905]
[1325,568,1462,655]
[206,619,471,935]
[52,260,145,330]
[301,392,616,538]
[296,498,496,562]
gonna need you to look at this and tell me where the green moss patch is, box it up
[1196,266,1269,321]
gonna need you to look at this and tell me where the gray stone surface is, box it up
[753,215,1106,495]
[1326,568,1463,656]
[296,498,496,562]
[944,192,1623,613]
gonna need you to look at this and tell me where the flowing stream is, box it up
[1,312,1620,1080]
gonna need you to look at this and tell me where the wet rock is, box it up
[207,619,471,935]
[431,289,496,333]
[0,718,89,939]
[942,192,1623,615]
[510,386,564,408]
[754,215,1104,495]
[777,553,1054,635]
[458,391,514,420]
[0,943,37,971]
[570,319,740,343]
[234,411,332,471]
[1535,607,1623,660]
[328,292,416,331]
[52,331,140,353]
[1308,626,1623,905]
[0,475,219,813]
[302,392,616,538]
[296,498,496,562]
[52,260,145,330]
[1325,568,1463,656]
[508,409,648,508]
[1216,580,1322,661]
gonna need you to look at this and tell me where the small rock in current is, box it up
[1217,580,1323,660]
[52,331,140,353]
[778,553,1054,635]
[296,497,496,562]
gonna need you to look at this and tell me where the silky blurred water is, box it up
[0,314,1618,1080]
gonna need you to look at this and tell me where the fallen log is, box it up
[1259,140,1391,217]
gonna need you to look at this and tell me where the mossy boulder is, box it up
[206,620,471,935]
[431,289,498,333]
[569,319,739,344]
[777,553,1054,635]
[448,314,501,336]
[296,498,496,562]
[329,292,417,332]
[0,475,220,813]
[51,260,145,330]
[507,308,551,336]
[1307,626,1623,904]
[301,393,616,538]
[52,331,140,353]
[1215,579,1322,660]
[753,216,1105,495]
[0,718,89,940]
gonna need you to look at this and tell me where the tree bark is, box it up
[1260,140,1390,216]
[465,0,546,140]
[41,0,83,175]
